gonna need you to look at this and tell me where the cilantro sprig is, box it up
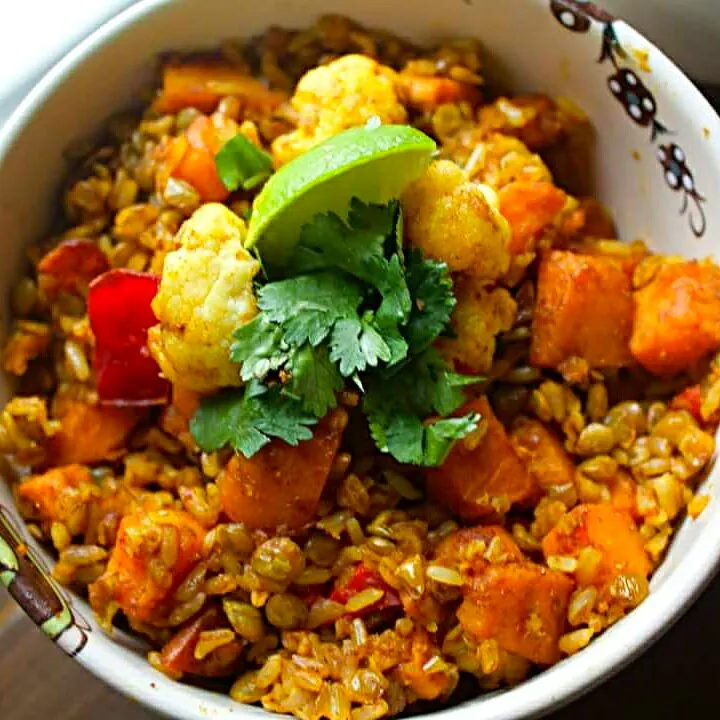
[190,199,482,467]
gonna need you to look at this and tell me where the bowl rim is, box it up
[1,1,720,719]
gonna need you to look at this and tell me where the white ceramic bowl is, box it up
[1,1,719,718]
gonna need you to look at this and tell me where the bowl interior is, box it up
[0,1,719,719]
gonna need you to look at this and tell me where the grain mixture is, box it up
[2,15,720,719]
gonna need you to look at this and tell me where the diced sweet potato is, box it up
[434,525,523,579]
[498,182,576,256]
[398,629,455,701]
[158,606,244,677]
[37,239,109,299]
[397,73,481,111]
[154,62,287,115]
[17,465,93,524]
[458,562,574,664]
[89,509,204,623]
[510,417,575,491]
[217,409,348,530]
[630,261,720,376]
[607,470,639,520]
[426,397,535,520]
[45,399,144,466]
[530,250,636,369]
[542,504,650,589]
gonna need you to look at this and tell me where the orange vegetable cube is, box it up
[510,417,575,491]
[154,62,287,115]
[17,465,94,524]
[426,397,535,520]
[434,525,524,579]
[542,504,650,589]
[45,400,144,466]
[630,261,720,376]
[90,510,204,623]
[458,562,574,664]
[397,73,481,112]
[530,250,636,369]
[498,181,574,256]
[217,409,348,530]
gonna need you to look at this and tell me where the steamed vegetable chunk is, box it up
[90,509,205,623]
[217,408,347,530]
[439,280,516,374]
[510,417,576,491]
[427,397,535,519]
[530,250,636,369]
[402,160,511,282]
[45,400,144,466]
[630,260,720,376]
[458,562,574,665]
[154,61,287,115]
[542,504,651,594]
[149,204,260,392]
[271,55,408,166]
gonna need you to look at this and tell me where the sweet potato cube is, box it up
[426,397,535,520]
[433,525,524,580]
[217,409,347,530]
[458,562,574,664]
[630,261,720,376]
[530,250,635,369]
[510,417,576,491]
[542,504,650,589]
[90,509,205,623]
[45,400,144,466]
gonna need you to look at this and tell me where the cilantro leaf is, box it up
[375,253,411,329]
[404,250,456,353]
[231,315,288,382]
[190,381,317,458]
[362,349,482,466]
[424,414,481,466]
[258,271,364,347]
[365,402,481,467]
[330,315,391,376]
[288,345,343,417]
[215,133,273,192]
[293,212,387,281]
[292,201,411,330]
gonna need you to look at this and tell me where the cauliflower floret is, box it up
[449,131,553,189]
[272,54,408,165]
[439,280,517,374]
[148,203,260,392]
[402,160,511,283]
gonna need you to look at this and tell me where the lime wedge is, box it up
[245,124,436,268]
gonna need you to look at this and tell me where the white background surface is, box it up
[0,0,718,129]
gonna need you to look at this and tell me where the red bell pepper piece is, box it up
[158,606,244,677]
[88,269,169,406]
[329,563,402,619]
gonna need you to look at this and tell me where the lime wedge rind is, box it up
[245,124,436,267]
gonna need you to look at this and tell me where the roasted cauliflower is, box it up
[449,131,553,189]
[148,204,259,392]
[439,280,517,374]
[271,54,408,166]
[402,160,511,283]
